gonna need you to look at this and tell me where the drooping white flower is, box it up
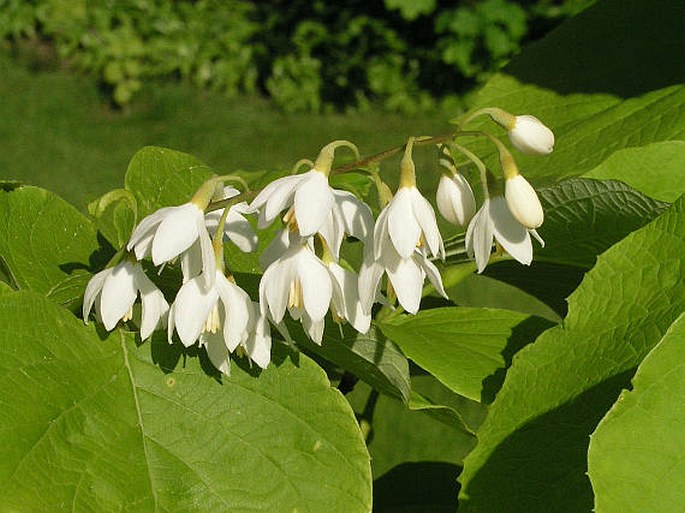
[508,115,555,155]
[249,169,334,236]
[259,239,333,344]
[83,260,168,339]
[436,174,477,227]
[465,196,545,273]
[202,302,271,375]
[504,175,544,229]
[167,271,270,375]
[373,185,444,261]
[327,261,371,335]
[127,202,215,285]
[249,170,374,261]
[358,245,446,316]
[204,186,258,253]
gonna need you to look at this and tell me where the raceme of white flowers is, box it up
[83,109,554,377]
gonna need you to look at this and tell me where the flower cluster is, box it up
[83,109,554,376]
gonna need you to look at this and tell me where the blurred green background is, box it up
[0,0,590,208]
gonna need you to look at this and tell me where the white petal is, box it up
[99,262,138,330]
[505,175,544,229]
[224,205,258,252]
[243,306,272,369]
[259,228,290,270]
[490,197,533,266]
[197,216,217,288]
[180,240,202,283]
[151,204,202,265]
[204,331,231,376]
[83,268,111,323]
[329,263,370,334]
[172,276,218,346]
[387,188,421,258]
[134,266,169,340]
[297,249,332,322]
[204,209,222,238]
[334,190,374,243]
[386,256,424,315]
[417,253,447,299]
[373,206,391,260]
[294,171,334,236]
[127,207,174,251]
[216,277,251,351]
[436,174,476,227]
[252,174,304,226]
[466,203,495,273]
[358,260,384,314]
[302,312,325,345]
[508,115,555,156]
[260,258,293,323]
[410,187,444,259]
[318,207,343,260]
[530,228,545,248]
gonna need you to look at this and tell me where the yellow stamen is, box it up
[288,277,303,309]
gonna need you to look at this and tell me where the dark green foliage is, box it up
[0,0,588,111]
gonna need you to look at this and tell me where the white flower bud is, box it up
[508,115,555,155]
[505,175,544,229]
[436,174,476,227]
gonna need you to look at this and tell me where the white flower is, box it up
[204,187,258,253]
[249,169,333,236]
[504,175,544,229]
[374,186,444,260]
[508,115,555,155]
[127,202,215,285]
[83,260,168,339]
[327,261,371,335]
[436,174,477,227]
[167,271,270,375]
[259,240,332,344]
[465,196,545,273]
[249,170,374,261]
[358,246,446,315]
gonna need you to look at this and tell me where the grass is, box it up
[1,49,451,210]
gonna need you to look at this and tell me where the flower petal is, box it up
[99,262,138,330]
[151,204,202,265]
[243,306,272,369]
[127,207,174,251]
[216,277,251,351]
[83,268,111,323]
[259,228,290,270]
[204,331,231,376]
[373,206,391,260]
[180,240,202,283]
[410,187,444,259]
[253,174,304,227]
[134,267,169,340]
[171,276,218,346]
[328,263,370,334]
[260,257,293,323]
[490,197,532,266]
[297,249,332,322]
[417,252,447,299]
[358,260,384,314]
[334,190,374,243]
[386,255,423,315]
[466,202,495,273]
[224,205,258,252]
[294,171,334,236]
[302,312,325,345]
[387,188,421,258]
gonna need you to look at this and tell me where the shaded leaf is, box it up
[588,313,685,513]
[458,195,685,512]
[379,307,530,401]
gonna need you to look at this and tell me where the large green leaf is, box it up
[535,178,668,268]
[588,313,685,513]
[458,195,685,512]
[124,146,215,216]
[583,141,685,202]
[378,307,532,402]
[466,0,685,181]
[0,289,372,512]
[0,185,102,299]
